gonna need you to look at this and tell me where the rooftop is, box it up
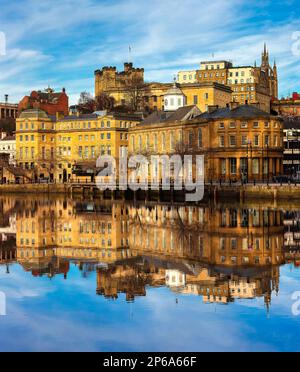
[0,135,16,141]
[197,104,271,120]
[19,109,49,120]
[283,117,300,129]
[141,105,201,126]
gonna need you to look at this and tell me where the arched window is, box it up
[198,128,203,148]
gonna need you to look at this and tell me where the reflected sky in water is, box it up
[0,196,299,352]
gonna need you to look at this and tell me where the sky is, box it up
[0,0,300,105]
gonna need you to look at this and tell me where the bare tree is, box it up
[124,77,147,112]
[77,92,96,114]
[95,93,115,111]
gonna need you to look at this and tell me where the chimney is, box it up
[208,105,219,113]
[251,102,260,109]
[56,111,64,121]
[229,101,239,110]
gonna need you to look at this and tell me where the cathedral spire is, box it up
[261,43,269,70]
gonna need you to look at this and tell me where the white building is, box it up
[0,134,16,165]
[164,83,186,111]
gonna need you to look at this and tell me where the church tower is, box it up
[261,43,270,71]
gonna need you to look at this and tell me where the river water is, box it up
[0,195,299,352]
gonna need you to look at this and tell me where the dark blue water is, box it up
[0,196,299,352]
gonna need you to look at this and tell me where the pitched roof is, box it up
[58,114,99,122]
[141,105,201,125]
[19,109,49,119]
[197,104,271,120]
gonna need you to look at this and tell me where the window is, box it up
[220,238,226,251]
[138,135,142,151]
[154,134,158,151]
[229,136,236,147]
[230,158,237,174]
[219,123,225,129]
[189,131,193,147]
[254,135,259,146]
[131,136,135,151]
[264,122,270,129]
[170,132,175,151]
[229,122,236,129]
[231,239,237,250]
[241,122,248,129]
[252,158,259,175]
[162,133,166,151]
[204,93,209,100]
[264,135,270,147]
[274,135,278,147]
[221,159,226,175]
[219,135,225,147]
[241,136,248,146]
[253,122,259,129]
[194,95,198,105]
[198,129,202,147]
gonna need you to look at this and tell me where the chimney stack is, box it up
[229,101,239,110]
[208,105,219,113]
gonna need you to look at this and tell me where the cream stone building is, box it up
[15,108,142,182]
[177,70,198,84]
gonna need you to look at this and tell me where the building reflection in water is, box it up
[1,195,299,308]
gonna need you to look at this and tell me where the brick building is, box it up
[272,92,300,117]
[18,87,69,116]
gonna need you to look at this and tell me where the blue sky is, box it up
[0,0,300,105]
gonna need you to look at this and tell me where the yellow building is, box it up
[129,103,283,183]
[177,70,198,84]
[95,63,232,112]
[15,109,142,182]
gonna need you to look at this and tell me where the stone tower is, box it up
[260,44,278,99]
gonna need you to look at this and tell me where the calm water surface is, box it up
[0,195,300,352]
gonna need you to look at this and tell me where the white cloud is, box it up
[0,0,299,103]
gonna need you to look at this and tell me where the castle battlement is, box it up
[95,63,145,94]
